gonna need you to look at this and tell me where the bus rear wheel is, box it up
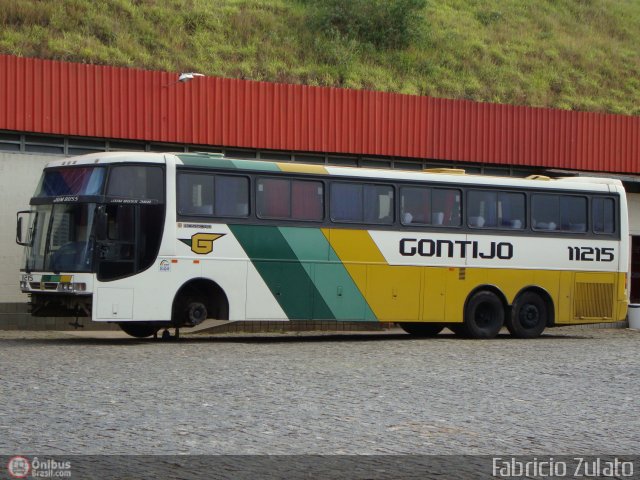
[119,322,158,338]
[463,291,504,339]
[399,323,444,337]
[506,292,548,338]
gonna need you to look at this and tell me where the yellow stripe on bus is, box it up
[322,228,626,325]
[277,163,328,175]
[322,228,422,321]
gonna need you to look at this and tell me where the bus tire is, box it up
[119,322,158,338]
[507,292,547,338]
[399,323,444,337]
[463,290,504,339]
[179,297,208,327]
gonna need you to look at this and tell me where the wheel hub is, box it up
[188,304,207,325]
[520,304,539,328]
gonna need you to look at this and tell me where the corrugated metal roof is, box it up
[1,54,639,173]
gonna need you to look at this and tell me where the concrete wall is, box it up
[627,193,640,235]
[0,152,56,306]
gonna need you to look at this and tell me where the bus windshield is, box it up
[35,167,106,198]
[24,203,97,273]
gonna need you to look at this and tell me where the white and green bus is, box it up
[17,152,629,339]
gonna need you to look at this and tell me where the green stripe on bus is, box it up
[278,227,376,321]
[177,154,281,172]
[177,155,237,169]
[230,159,280,171]
[229,225,334,320]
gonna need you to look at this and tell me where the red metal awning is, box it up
[1,54,639,173]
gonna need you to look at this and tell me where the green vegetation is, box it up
[1,0,639,115]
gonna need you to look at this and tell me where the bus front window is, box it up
[23,203,97,273]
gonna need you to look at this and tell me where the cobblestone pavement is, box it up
[1,327,638,455]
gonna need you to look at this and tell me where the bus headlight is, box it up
[59,283,86,292]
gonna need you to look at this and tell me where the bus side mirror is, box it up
[16,211,31,246]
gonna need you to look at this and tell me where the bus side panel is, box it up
[421,267,445,322]
[178,223,287,322]
[366,265,422,321]
[200,259,249,321]
[617,271,628,321]
[93,257,201,322]
[558,271,574,324]
[570,271,619,324]
[245,266,288,320]
[313,262,371,321]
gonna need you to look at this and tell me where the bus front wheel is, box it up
[399,323,444,337]
[119,322,159,338]
[177,297,208,327]
[463,291,504,339]
[506,292,547,339]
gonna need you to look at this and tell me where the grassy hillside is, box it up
[1,0,639,115]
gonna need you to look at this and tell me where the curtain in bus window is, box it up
[364,185,393,224]
[331,183,363,222]
[215,176,249,217]
[291,180,323,221]
[257,178,290,218]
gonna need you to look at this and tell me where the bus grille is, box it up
[574,282,614,319]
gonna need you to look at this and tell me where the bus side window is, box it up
[331,183,363,222]
[532,194,587,232]
[364,185,393,224]
[400,187,431,225]
[331,182,393,224]
[532,194,559,231]
[560,196,587,232]
[291,180,323,221]
[593,197,615,234]
[256,178,323,221]
[215,175,249,217]
[257,178,290,218]
[433,189,460,227]
[468,191,497,228]
[177,174,214,215]
[499,192,525,229]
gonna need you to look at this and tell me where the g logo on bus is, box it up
[180,233,225,254]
